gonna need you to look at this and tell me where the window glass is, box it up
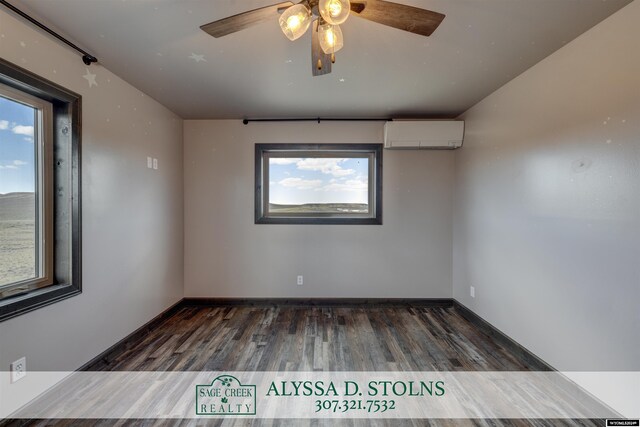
[0,95,38,287]
[268,156,370,215]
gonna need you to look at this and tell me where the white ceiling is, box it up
[11,0,632,119]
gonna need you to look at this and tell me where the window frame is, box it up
[0,82,54,298]
[0,58,82,322]
[255,143,383,225]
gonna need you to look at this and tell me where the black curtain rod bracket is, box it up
[0,0,98,66]
[242,118,391,125]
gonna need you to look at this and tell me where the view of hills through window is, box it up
[268,157,369,214]
[0,94,37,287]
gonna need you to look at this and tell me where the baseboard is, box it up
[452,299,554,371]
[78,298,184,371]
[182,297,454,307]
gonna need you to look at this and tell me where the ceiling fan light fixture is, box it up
[200,0,446,77]
[319,0,350,25]
[279,3,312,41]
[318,23,344,54]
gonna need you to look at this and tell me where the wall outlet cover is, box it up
[11,357,26,383]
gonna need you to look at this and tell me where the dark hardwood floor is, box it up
[3,304,604,427]
[93,305,535,372]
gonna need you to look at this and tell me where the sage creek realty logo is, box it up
[196,375,256,415]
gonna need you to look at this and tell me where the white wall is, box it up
[184,120,453,298]
[0,10,184,372]
[453,0,639,378]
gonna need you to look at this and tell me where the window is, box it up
[0,58,81,322]
[255,144,382,225]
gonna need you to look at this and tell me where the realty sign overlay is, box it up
[196,375,256,416]
[4,371,636,419]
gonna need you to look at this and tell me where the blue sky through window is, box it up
[269,157,369,205]
[0,96,35,194]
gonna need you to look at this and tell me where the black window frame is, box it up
[0,58,82,322]
[255,143,383,225]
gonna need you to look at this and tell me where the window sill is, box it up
[0,283,81,322]
[255,217,383,225]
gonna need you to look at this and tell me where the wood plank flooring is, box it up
[92,305,535,372]
[84,305,528,371]
[3,304,604,427]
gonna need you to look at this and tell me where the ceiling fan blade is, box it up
[350,3,366,14]
[200,1,294,38]
[350,0,445,37]
[312,20,332,77]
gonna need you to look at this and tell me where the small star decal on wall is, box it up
[189,53,206,63]
[82,68,98,87]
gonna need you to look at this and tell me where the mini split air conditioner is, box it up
[384,120,465,149]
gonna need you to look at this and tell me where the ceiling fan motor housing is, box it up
[307,0,320,17]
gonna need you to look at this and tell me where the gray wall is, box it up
[453,0,639,377]
[2,0,638,416]
[0,10,184,372]
[184,120,453,298]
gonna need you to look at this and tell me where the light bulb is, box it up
[328,2,342,16]
[287,15,301,31]
[279,4,311,41]
[319,0,350,25]
[318,23,344,54]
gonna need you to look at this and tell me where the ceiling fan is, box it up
[200,0,445,76]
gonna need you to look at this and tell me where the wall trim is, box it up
[452,299,554,371]
[182,297,454,307]
[79,299,184,371]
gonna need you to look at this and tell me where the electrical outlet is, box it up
[470,286,475,298]
[11,357,26,383]
[297,275,303,286]
[147,156,153,169]
[153,158,158,170]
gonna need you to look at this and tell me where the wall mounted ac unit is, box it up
[384,120,465,149]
